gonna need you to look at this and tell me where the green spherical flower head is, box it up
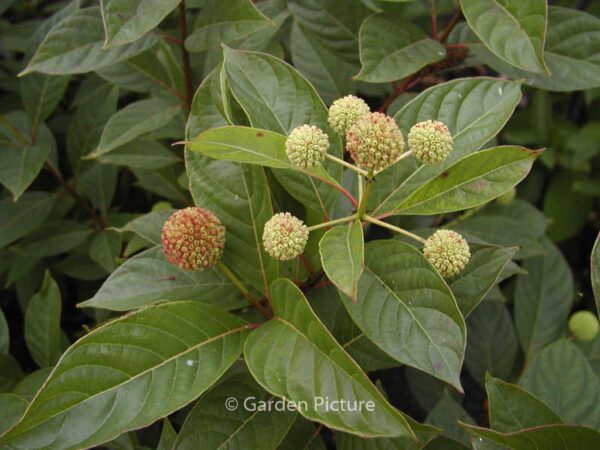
[328,95,371,134]
[408,120,453,165]
[569,311,600,341]
[424,229,471,278]
[263,212,309,261]
[496,187,516,205]
[346,112,404,172]
[285,124,329,169]
[162,207,225,271]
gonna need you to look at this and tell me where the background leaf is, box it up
[0,302,249,450]
[0,191,55,250]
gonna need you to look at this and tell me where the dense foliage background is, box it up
[1,0,600,449]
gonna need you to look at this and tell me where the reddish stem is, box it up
[439,8,462,43]
[178,2,194,108]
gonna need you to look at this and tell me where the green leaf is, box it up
[460,0,548,73]
[185,0,273,52]
[89,230,122,273]
[472,7,600,91]
[279,417,326,450]
[373,78,522,215]
[450,245,517,316]
[78,163,118,216]
[175,365,297,449]
[390,146,540,215]
[100,0,180,47]
[486,376,561,432]
[452,200,548,260]
[0,191,55,250]
[0,308,8,354]
[12,368,53,402]
[24,271,62,367]
[244,278,417,438]
[156,419,176,450]
[0,111,52,200]
[465,301,518,386]
[514,238,573,358]
[78,247,246,311]
[0,394,28,435]
[20,74,70,127]
[119,209,174,245]
[462,423,600,450]
[20,221,90,258]
[221,47,343,213]
[97,140,180,169]
[290,21,355,104]
[340,240,466,389]
[356,13,446,83]
[520,339,600,429]
[0,301,249,450]
[90,98,180,158]
[319,221,364,300]
[426,391,474,445]
[544,172,593,242]
[287,0,370,67]
[0,354,24,391]
[20,7,157,75]
[593,233,600,318]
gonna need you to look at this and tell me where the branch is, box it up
[178,1,194,108]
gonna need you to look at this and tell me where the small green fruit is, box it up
[569,311,600,341]
[263,212,309,261]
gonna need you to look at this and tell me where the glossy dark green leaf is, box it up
[101,0,180,47]
[460,0,548,73]
[0,301,250,450]
[520,339,600,429]
[20,7,157,75]
[426,391,474,445]
[486,376,561,432]
[514,239,573,358]
[24,271,62,368]
[174,365,296,449]
[319,221,363,300]
[244,278,417,438]
[356,13,446,83]
[340,240,466,389]
[78,247,246,311]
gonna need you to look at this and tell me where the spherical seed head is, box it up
[496,187,516,205]
[262,212,309,261]
[346,112,404,171]
[569,311,600,341]
[161,207,225,271]
[424,229,471,278]
[328,95,371,134]
[285,125,329,169]
[408,120,453,165]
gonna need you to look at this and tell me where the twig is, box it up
[431,0,439,40]
[307,215,357,232]
[439,8,462,43]
[178,1,194,108]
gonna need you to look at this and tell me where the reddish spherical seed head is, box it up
[161,207,225,271]
[346,112,404,172]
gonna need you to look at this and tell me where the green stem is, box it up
[325,153,369,176]
[364,215,427,244]
[217,261,272,319]
[356,171,374,219]
[307,214,357,232]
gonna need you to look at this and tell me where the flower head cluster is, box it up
[285,125,329,168]
[346,112,404,172]
[408,120,453,165]
[162,207,225,271]
[328,95,370,134]
[423,229,470,278]
[263,213,309,260]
